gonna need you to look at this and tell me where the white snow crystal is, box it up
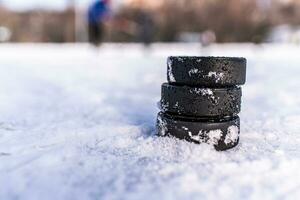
[160,100,169,111]
[188,68,200,76]
[174,102,179,108]
[188,131,204,142]
[188,129,223,145]
[224,126,239,144]
[207,71,224,82]
[192,88,213,96]
[157,115,168,136]
[167,59,176,82]
[177,57,184,62]
[207,129,223,145]
[192,88,217,101]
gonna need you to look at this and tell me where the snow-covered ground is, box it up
[0,43,300,200]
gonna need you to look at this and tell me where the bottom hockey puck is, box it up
[156,112,240,151]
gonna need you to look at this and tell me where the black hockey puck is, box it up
[160,83,241,117]
[167,56,246,87]
[156,112,240,151]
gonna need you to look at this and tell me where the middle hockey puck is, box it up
[160,83,241,117]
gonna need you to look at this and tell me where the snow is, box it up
[188,68,199,76]
[189,129,223,145]
[225,126,239,145]
[192,88,214,96]
[207,71,224,82]
[192,88,216,101]
[157,114,167,136]
[188,69,224,83]
[0,43,300,199]
[167,59,176,82]
[207,129,223,145]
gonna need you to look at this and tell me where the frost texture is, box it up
[1,44,300,200]
[160,99,169,111]
[207,71,224,82]
[157,115,168,136]
[188,129,222,145]
[192,88,217,101]
[193,88,213,96]
[225,125,239,144]
[188,69,224,83]
[207,129,223,145]
[188,68,200,76]
[167,59,176,82]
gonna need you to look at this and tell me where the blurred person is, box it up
[136,11,155,47]
[88,0,110,46]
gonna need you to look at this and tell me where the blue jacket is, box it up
[88,1,109,24]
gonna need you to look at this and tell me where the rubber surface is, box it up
[167,56,246,87]
[156,112,240,151]
[161,83,241,117]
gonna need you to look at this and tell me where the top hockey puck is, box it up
[167,56,246,87]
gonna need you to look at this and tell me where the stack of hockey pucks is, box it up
[157,56,247,151]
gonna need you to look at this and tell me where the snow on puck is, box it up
[156,112,240,151]
[167,56,246,87]
[161,83,241,117]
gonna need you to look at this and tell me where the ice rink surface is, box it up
[0,43,299,200]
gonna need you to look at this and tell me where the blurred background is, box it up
[2,1,300,199]
[1,0,300,44]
